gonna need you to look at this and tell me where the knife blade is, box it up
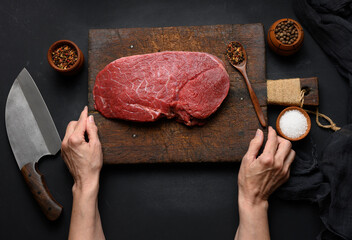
[5,68,63,221]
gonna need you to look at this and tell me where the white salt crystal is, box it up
[279,110,308,139]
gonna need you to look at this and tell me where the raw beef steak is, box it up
[93,51,230,126]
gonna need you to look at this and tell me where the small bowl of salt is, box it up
[276,106,311,141]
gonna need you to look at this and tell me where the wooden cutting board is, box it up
[88,24,267,164]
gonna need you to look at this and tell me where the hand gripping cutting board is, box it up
[88,24,267,164]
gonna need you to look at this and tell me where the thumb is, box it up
[86,115,99,143]
[244,129,264,160]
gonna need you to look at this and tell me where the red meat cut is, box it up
[93,51,230,126]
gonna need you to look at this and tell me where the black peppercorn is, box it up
[274,20,299,45]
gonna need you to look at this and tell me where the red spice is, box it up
[226,42,244,65]
[51,45,78,69]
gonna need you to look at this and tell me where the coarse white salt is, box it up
[279,110,308,139]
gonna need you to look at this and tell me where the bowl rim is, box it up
[47,40,81,72]
[276,106,311,141]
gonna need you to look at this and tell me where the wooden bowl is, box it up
[267,18,304,56]
[276,106,311,141]
[47,40,84,75]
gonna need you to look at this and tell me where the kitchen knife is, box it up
[5,68,63,221]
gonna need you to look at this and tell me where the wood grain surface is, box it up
[21,162,63,220]
[300,77,319,106]
[88,24,267,164]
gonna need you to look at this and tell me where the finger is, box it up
[272,167,291,191]
[274,138,292,163]
[277,135,286,144]
[285,167,291,181]
[244,129,264,160]
[262,126,279,156]
[74,106,88,136]
[86,115,99,143]
[62,121,77,143]
[283,149,295,172]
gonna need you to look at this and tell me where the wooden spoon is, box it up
[227,41,267,127]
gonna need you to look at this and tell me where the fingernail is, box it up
[84,106,88,111]
[89,115,94,123]
[256,129,261,136]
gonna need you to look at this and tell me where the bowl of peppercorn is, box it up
[267,18,304,56]
[47,40,84,75]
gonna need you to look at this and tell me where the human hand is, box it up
[238,126,295,207]
[61,106,103,192]
[62,107,105,240]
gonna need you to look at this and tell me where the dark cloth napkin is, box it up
[275,0,352,239]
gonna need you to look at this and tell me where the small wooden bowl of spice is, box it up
[276,106,311,141]
[47,40,84,75]
[267,18,304,56]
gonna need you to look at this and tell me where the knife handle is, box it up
[21,162,63,221]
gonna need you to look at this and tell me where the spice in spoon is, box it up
[226,42,245,65]
[51,45,78,69]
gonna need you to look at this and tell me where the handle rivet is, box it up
[48,207,52,211]
[37,191,41,195]
[28,173,31,177]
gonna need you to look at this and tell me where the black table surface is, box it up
[0,0,349,239]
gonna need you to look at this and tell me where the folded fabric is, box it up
[276,0,352,239]
[293,0,352,80]
[275,137,329,202]
[318,124,352,239]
